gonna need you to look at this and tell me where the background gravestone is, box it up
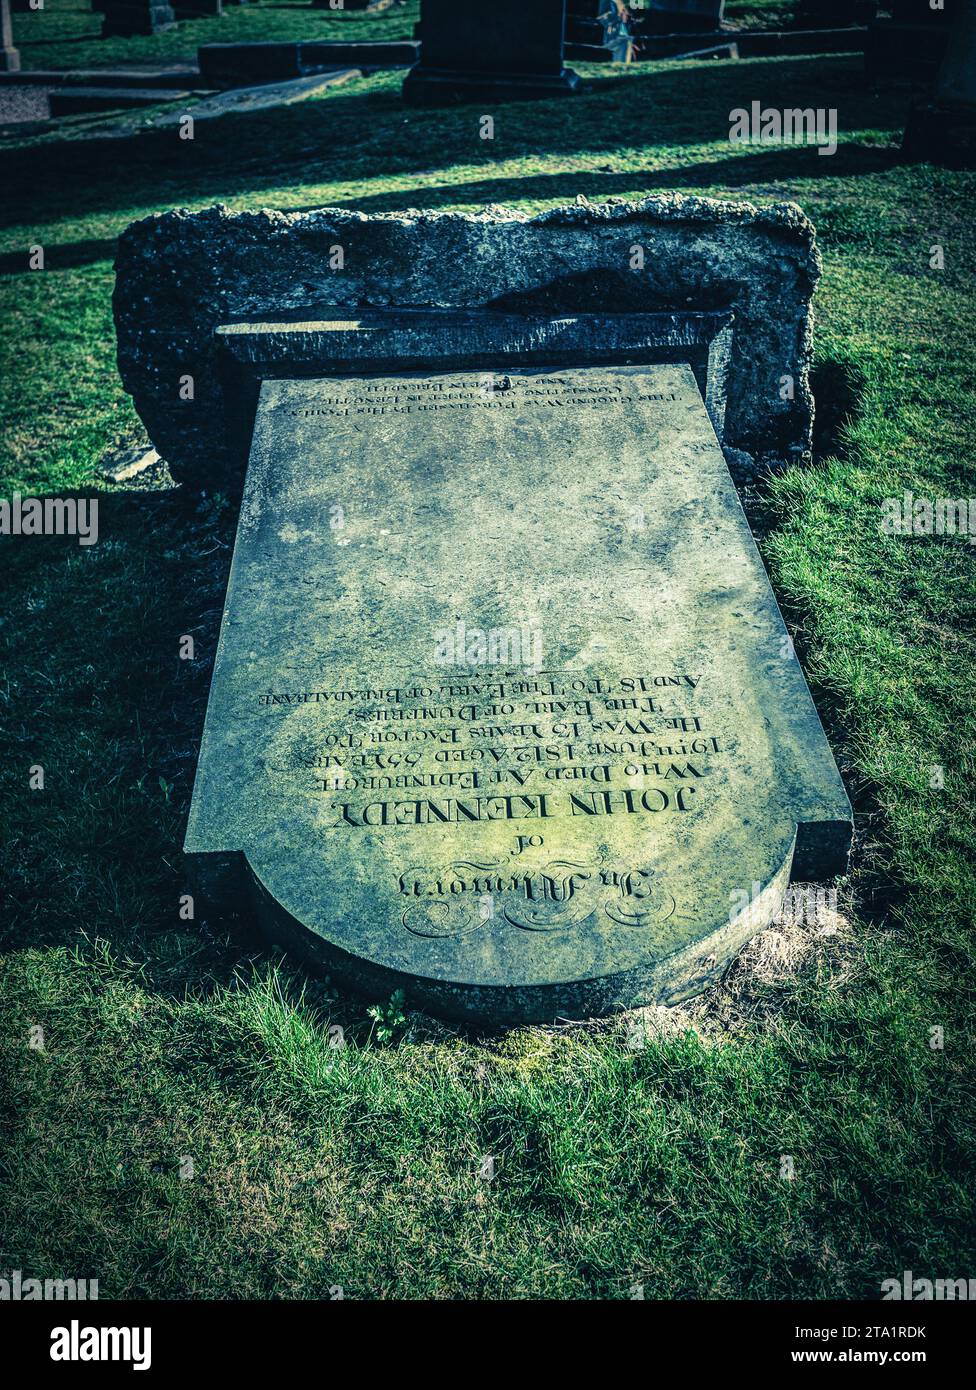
[101,0,176,37]
[629,0,724,34]
[903,0,976,163]
[1,0,20,72]
[931,0,976,107]
[174,0,223,18]
[404,0,580,104]
[866,0,954,79]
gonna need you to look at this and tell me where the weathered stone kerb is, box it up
[113,194,821,490]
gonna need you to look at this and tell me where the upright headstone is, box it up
[404,0,580,105]
[865,0,953,79]
[174,0,222,17]
[628,0,724,35]
[932,0,976,104]
[113,198,852,1026]
[101,0,176,37]
[1,0,20,74]
[903,0,976,163]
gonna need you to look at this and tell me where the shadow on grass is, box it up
[2,54,906,235]
[0,238,118,274]
[0,141,902,276]
[0,484,454,1033]
[809,352,869,465]
[0,488,247,986]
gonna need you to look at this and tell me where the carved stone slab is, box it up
[185,363,850,1024]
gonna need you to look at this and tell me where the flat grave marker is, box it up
[185,362,850,1023]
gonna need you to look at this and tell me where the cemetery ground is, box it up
[10,1,800,74]
[11,0,423,73]
[1,47,975,1299]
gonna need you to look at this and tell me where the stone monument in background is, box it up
[404,0,580,105]
[903,0,976,163]
[866,0,954,80]
[174,0,223,20]
[1,0,20,73]
[101,0,176,38]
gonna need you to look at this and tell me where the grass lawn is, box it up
[1,48,975,1299]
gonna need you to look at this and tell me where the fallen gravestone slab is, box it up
[113,196,850,1025]
[184,363,851,1024]
[637,27,865,59]
[731,27,865,56]
[665,41,737,61]
[148,70,360,124]
[198,39,418,87]
[22,70,359,144]
[0,65,201,89]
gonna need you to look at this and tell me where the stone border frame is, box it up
[211,307,736,483]
[113,194,821,491]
